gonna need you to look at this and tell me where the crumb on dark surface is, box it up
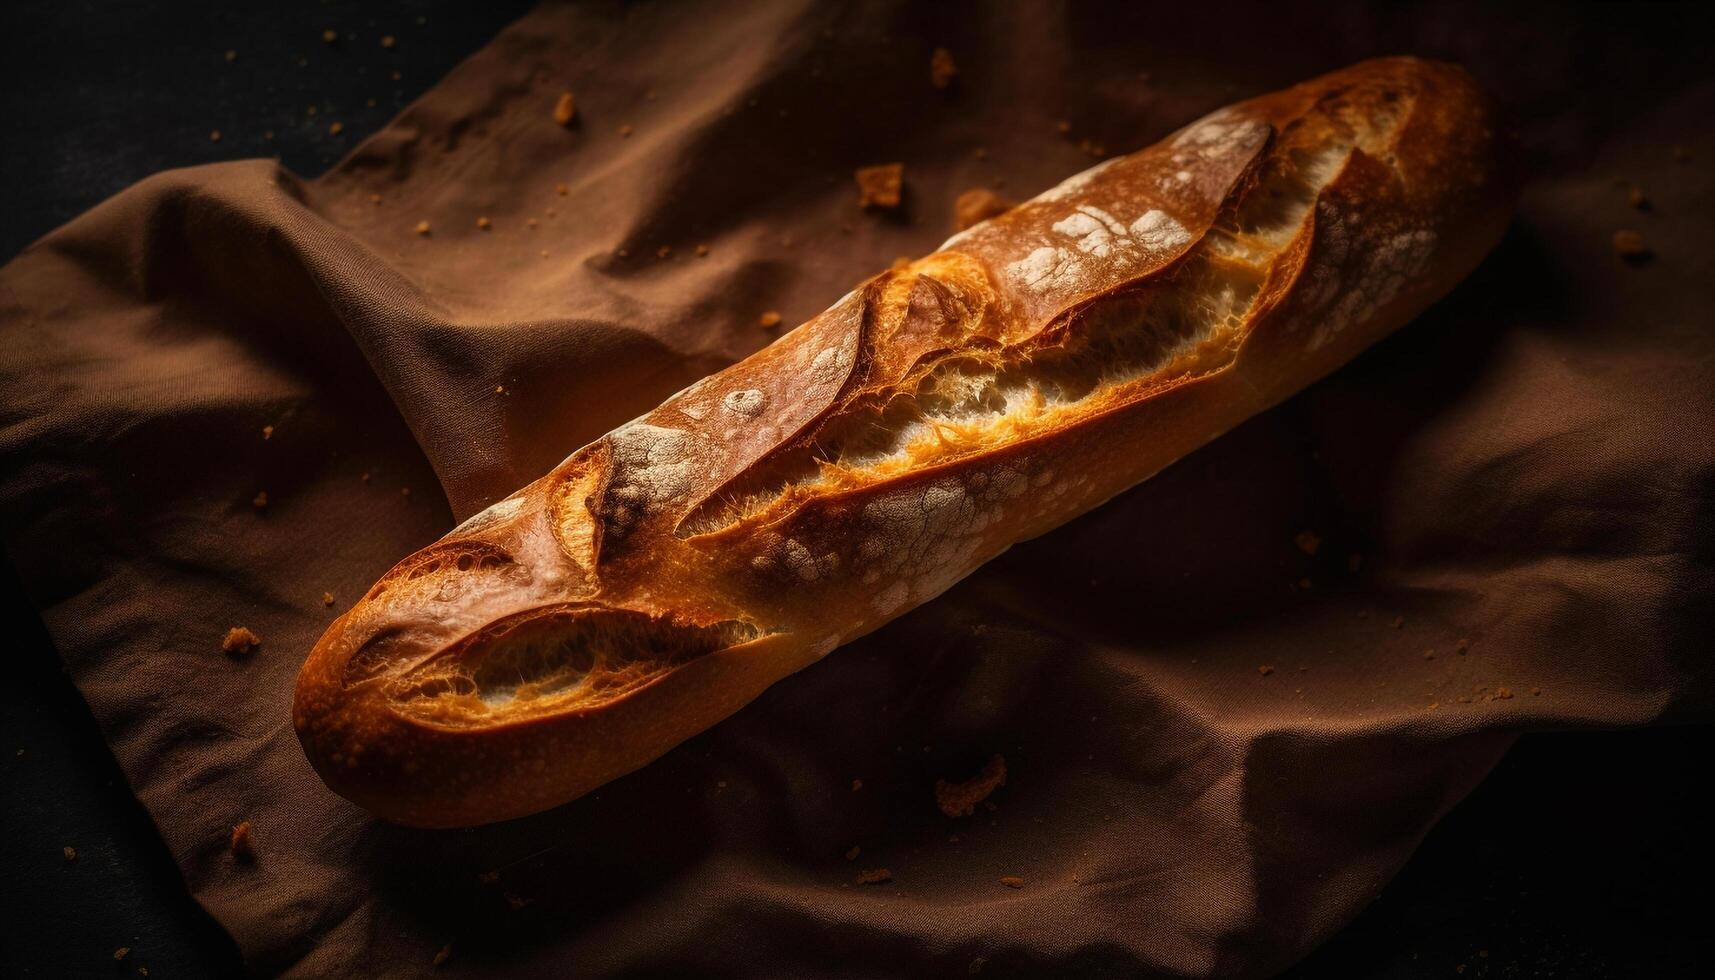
[221,627,261,656]
[855,867,892,885]
[759,310,782,329]
[476,216,491,230]
[1258,665,1275,676]
[321,592,334,607]
[1613,229,1651,261]
[63,845,76,861]
[935,754,1006,817]
[930,47,957,89]
[414,219,431,236]
[1000,876,1024,889]
[229,820,253,860]
[432,944,453,967]
[114,946,130,961]
[553,90,576,126]
[855,163,904,209]
[1294,529,1322,555]
[845,845,860,861]
[1392,616,1406,630]
[953,187,1014,230]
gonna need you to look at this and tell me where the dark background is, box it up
[1,2,1708,977]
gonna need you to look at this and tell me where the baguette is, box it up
[295,57,1515,827]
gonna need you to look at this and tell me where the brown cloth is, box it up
[2,2,1711,976]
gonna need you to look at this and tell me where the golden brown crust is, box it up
[294,57,1516,827]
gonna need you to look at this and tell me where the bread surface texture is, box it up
[295,57,1514,827]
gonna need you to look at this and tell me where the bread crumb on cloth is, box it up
[1293,529,1321,555]
[230,820,254,859]
[415,220,432,236]
[935,754,1006,817]
[999,875,1024,889]
[321,28,338,44]
[222,626,261,656]
[1613,229,1651,261]
[953,188,1013,230]
[114,947,130,961]
[63,845,76,862]
[553,91,577,126]
[758,310,782,329]
[321,592,335,607]
[252,490,268,510]
[476,216,492,231]
[1258,665,1275,676]
[855,867,892,884]
[432,944,453,968]
[855,163,904,209]
[380,34,397,50]
[845,846,860,861]
[930,47,958,89]
[328,121,344,136]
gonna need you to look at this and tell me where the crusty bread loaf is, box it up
[295,57,1515,827]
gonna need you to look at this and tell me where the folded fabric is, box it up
[2,2,1709,976]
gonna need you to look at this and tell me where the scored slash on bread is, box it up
[294,57,1516,827]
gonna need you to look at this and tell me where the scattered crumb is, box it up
[261,424,274,440]
[380,35,396,50]
[432,944,453,968]
[696,243,709,257]
[1613,229,1651,261]
[855,868,893,885]
[1627,186,1650,210]
[209,130,222,143]
[322,28,338,44]
[999,876,1024,889]
[114,947,130,961]
[359,471,371,483]
[230,820,254,859]
[63,846,76,862]
[1428,701,1440,711]
[1531,687,1542,696]
[953,187,1014,230]
[1258,665,1275,676]
[617,247,629,257]
[974,146,988,159]
[1055,119,1072,135]
[930,47,958,89]
[855,163,905,209]
[476,216,492,231]
[539,249,549,258]
[553,91,577,126]
[321,592,335,607]
[759,310,783,329]
[657,245,672,259]
[477,870,500,885]
[415,220,432,236]
[619,123,633,137]
[224,50,237,63]
[140,969,149,977]
[555,183,568,196]
[851,779,863,792]
[1456,638,1471,655]
[1423,650,1435,660]
[1495,687,1514,700]
[401,487,411,498]
[222,627,261,656]
[252,490,268,510]
[934,754,1007,817]
[1391,616,1405,630]
[328,121,344,136]
[1294,530,1322,555]
[505,892,532,911]
[496,384,508,394]
[1077,138,1107,158]
[369,193,382,205]
[527,218,538,229]
[845,846,860,861]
